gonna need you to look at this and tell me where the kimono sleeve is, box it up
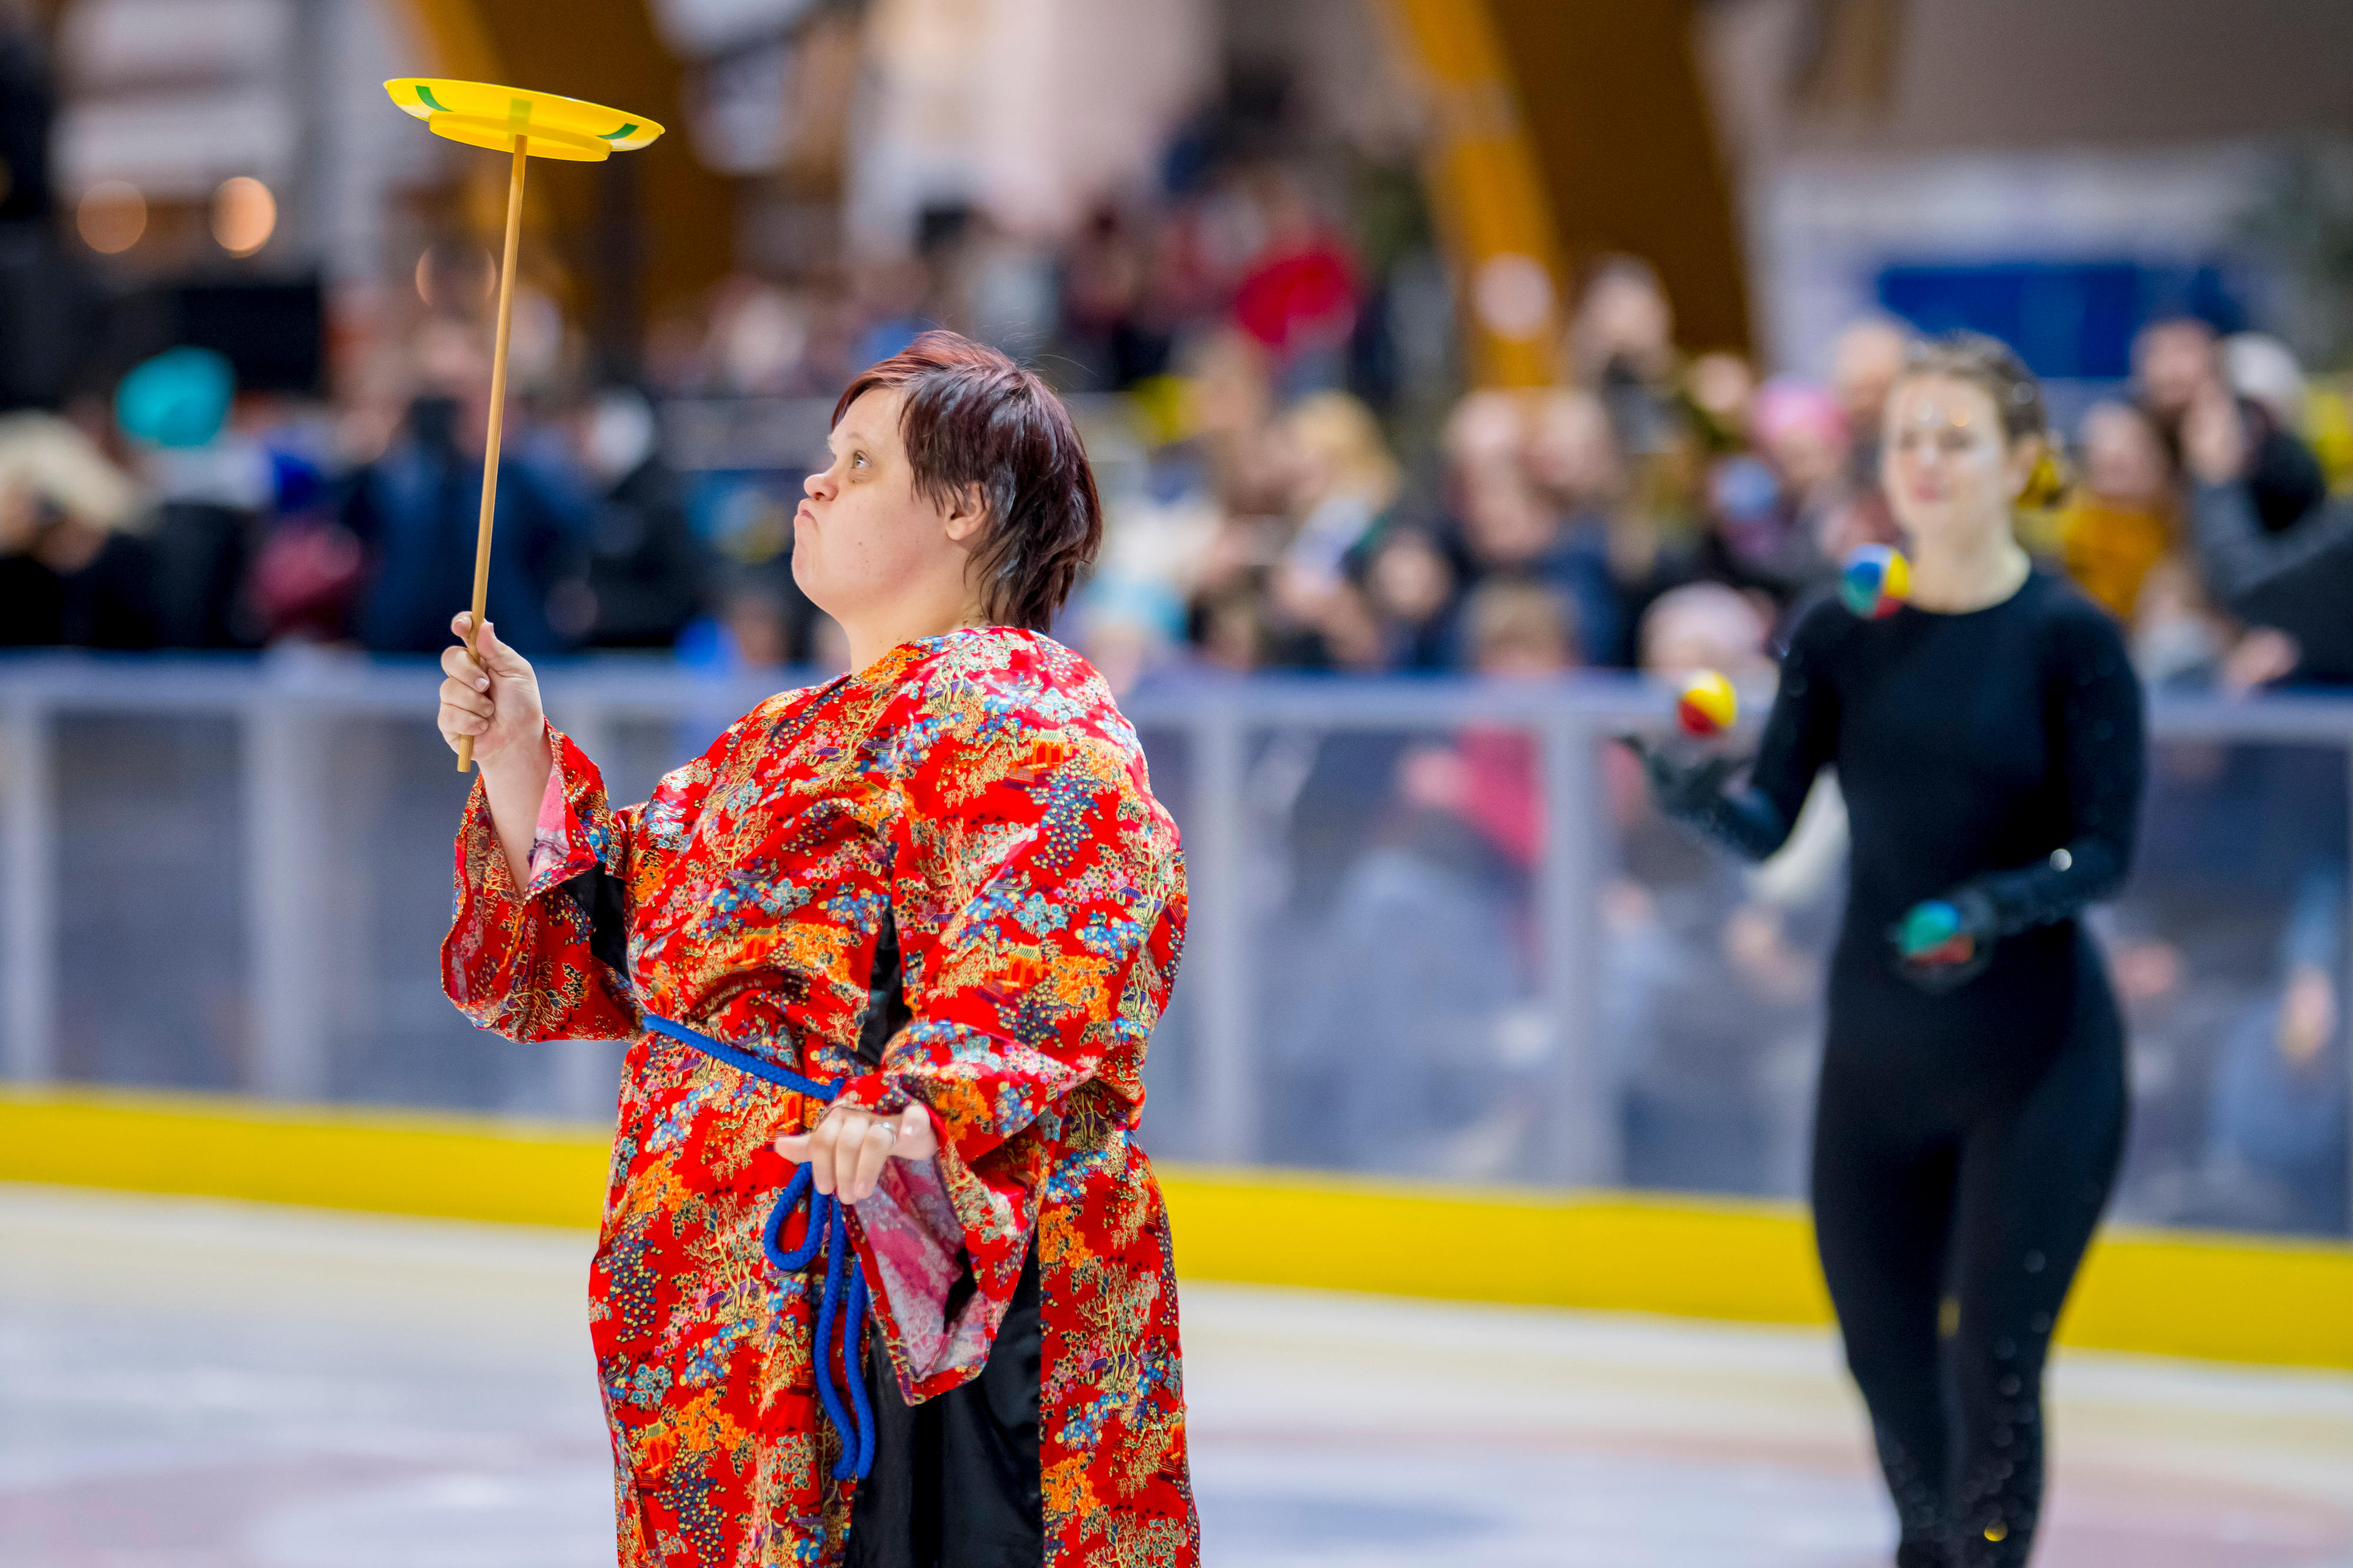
[441,725,646,1043]
[835,683,1185,1399]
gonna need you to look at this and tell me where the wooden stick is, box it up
[458,132,529,773]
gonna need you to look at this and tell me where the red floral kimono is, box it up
[441,628,1195,1567]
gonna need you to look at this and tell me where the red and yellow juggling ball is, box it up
[1676,670,1739,736]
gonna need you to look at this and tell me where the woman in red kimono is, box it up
[435,333,1195,1567]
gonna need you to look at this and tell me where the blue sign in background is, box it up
[1876,260,2248,379]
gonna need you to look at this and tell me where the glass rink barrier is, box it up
[1,653,2348,1239]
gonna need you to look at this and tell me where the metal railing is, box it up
[2,652,2349,1230]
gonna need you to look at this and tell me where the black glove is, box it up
[1617,732,1792,861]
[1619,732,1743,825]
[1886,886,1998,994]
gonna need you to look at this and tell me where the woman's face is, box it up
[1367,531,1454,623]
[791,389,974,632]
[1460,470,1556,566]
[1880,375,2038,551]
[2081,402,2172,506]
[1525,390,1623,506]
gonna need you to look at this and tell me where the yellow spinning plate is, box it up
[384,79,662,771]
[383,77,663,160]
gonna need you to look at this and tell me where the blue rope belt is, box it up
[644,1013,876,1482]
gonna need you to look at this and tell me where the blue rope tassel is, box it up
[646,1014,876,1481]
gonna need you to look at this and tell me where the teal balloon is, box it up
[116,346,236,449]
[1900,899,1962,957]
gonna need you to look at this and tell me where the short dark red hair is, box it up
[831,331,1101,633]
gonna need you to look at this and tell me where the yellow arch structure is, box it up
[399,0,502,81]
[1378,0,1565,388]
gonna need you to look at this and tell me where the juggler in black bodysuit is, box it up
[1654,570,2143,1567]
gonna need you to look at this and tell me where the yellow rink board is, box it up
[4,1087,2345,1371]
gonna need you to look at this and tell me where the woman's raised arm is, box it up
[436,611,554,888]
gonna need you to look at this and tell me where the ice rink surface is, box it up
[4,1183,2350,1567]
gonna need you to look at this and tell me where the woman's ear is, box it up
[941,482,989,546]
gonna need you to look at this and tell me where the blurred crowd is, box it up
[1078,252,2353,703]
[8,198,2353,711]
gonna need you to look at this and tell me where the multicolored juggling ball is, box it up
[1676,670,1738,736]
[1839,543,1911,619]
[1899,899,1971,963]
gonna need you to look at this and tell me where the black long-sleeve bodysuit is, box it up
[1677,571,2143,1567]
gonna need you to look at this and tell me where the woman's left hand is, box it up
[776,1103,941,1203]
